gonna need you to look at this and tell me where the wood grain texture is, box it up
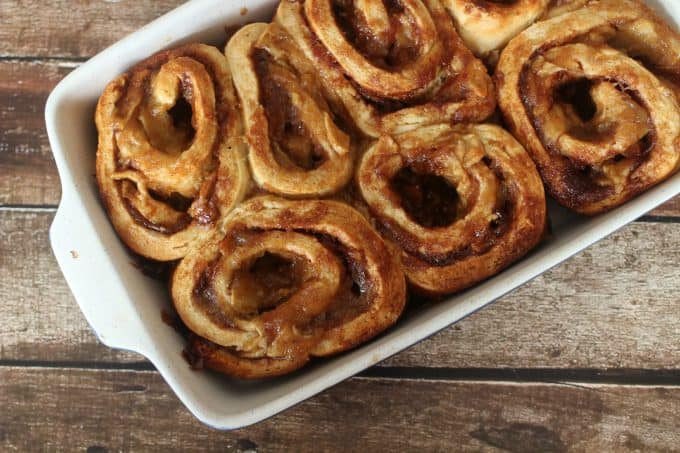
[2,366,679,452]
[0,210,141,364]
[0,60,70,205]
[1,0,678,447]
[0,1,184,59]
[650,196,680,217]
[3,209,679,371]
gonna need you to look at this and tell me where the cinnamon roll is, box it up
[357,123,546,295]
[171,197,406,378]
[441,0,550,60]
[226,22,354,198]
[496,0,680,214]
[96,44,249,261]
[274,0,496,136]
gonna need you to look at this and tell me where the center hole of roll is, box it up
[163,94,196,153]
[144,92,196,154]
[168,96,194,136]
[391,167,459,228]
[557,79,597,122]
[231,252,303,315]
[280,124,326,170]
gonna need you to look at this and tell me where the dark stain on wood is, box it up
[470,422,566,453]
[86,446,108,453]
[236,438,259,452]
[113,384,147,394]
[623,432,650,451]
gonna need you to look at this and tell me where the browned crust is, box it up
[185,335,310,379]
[95,43,248,261]
[356,124,546,296]
[496,0,680,214]
[171,196,406,378]
[274,0,496,137]
[226,22,355,198]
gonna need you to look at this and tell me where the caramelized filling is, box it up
[191,234,373,332]
[148,189,193,212]
[557,79,597,122]
[312,235,371,329]
[391,167,460,228]
[553,78,652,177]
[192,262,235,328]
[254,49,327,170]
[484,157,514,239]
[121,183,192,235]
[384,157,515,267]
[331,0,419,70]
[489,185,513,238]
[230,252,304,317]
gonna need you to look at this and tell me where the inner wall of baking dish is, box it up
[52,0,680,419]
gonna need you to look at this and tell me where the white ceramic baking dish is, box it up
[45,0,680,429]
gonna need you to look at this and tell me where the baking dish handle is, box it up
[49,192,154,356]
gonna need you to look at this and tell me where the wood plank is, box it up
[650,196,680,217]
[2,366,679,451]
[2,59,680,214]
[0,210,141,364]
[0,60,70,205]
[0,1,185,59]
[2,209,679,370]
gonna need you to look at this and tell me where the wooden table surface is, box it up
[2,1,680,451]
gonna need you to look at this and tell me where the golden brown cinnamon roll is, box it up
[96,44,248,261]
[496,0,680,214]
[171,197,406,378]
[274,0,496,136]
[226,22,354,197]
[357,124,546,296]
[441,0,550,59]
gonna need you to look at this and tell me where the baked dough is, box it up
[226,22,354,197]
[172,197,406,378]
[357,123,546,295]
[95,44,249,260]
[496,0,680,214]
[275,0,496,136]
[442,0,550,57]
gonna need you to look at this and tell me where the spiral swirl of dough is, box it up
[226,22,354,198]
[496,0,680,214]
[172,196,406,378]
[357,124,546,295]
[274,0,496,136]
[95,44,249,261]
